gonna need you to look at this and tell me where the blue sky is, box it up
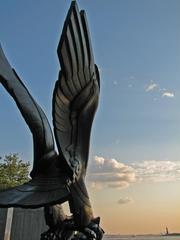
[0,0,179,163]
[0,0,180,234]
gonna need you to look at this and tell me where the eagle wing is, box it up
[53,1,100,180]
[0,45,70,208]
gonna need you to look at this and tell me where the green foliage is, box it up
[0,153,30,189]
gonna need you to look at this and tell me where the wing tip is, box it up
[57,1,80,61]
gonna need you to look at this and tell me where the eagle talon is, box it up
[40,229,60,240]
[71,219,104,240]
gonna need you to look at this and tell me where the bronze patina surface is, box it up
[0,2,104,240]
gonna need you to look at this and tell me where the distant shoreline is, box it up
[104,234,180,237]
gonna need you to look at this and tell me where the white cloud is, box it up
[132,160,180,182]
[94,156,104,165]
[88,156,180,190]
[162,91,175,98]
[145,81,159,92]
[87,156,137,190]
[118,197,134,205]
[145,81,175,99]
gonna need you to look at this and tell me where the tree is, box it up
[0,153,30,189]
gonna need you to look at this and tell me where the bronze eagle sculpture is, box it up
[0,2,104,239]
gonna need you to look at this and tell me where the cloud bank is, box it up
[87,156,180,189]
[132,160,180,182]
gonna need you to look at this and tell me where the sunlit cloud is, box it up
[118,197,134,205]
[145,81,159,92]
[132,160,180,182]
[162,91,175,98]
[87,156,137,190]
[88,156,180,190]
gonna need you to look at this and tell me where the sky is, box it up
[0,0,180,235]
